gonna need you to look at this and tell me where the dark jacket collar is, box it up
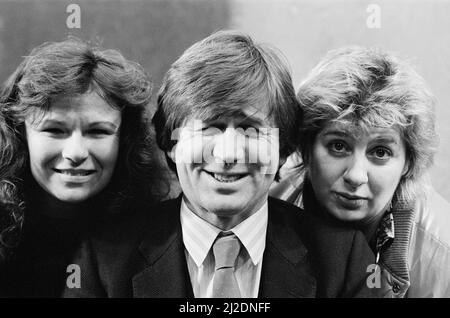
[302,178,414,292]
[259,197,316,297]
[133,196,193,297]
[133,196,316,298]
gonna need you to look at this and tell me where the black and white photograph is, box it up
[0,0,449,303]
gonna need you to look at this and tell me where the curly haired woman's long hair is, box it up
[0,38,168,261]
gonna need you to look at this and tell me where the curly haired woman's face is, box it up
[25,91,121,203]
[309,122,408,225]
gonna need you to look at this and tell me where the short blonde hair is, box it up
[298,46,438,202]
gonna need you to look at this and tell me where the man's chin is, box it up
[205,202,247,217]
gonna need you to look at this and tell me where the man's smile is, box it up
[203,170,249,183]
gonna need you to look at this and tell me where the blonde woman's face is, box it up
[25,92,121,203]
[309,123,408,225]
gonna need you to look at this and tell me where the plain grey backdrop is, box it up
[1,0,449,202]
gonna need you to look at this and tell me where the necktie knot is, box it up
[213,233,241,270]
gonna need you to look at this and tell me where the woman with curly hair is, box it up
[271,46,450,297]
[0,38,166,297]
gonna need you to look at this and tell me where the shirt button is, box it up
[392,282,401,294]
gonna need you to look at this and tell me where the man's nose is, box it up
[212,128,245,164]
[343,153,369,189]
[61,132,88,165]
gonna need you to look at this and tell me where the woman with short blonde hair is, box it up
[271,46,450,297]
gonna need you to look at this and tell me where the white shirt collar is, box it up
[180,198,268,267]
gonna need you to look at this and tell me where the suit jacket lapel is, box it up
[131,197,316,298]
[132,197,194,298]
[259,198,317,298]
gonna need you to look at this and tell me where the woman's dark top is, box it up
[302,179,388,254]
[0,180,109,298]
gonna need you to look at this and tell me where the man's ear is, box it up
[167,146,176,163]
[274,156,288,182]
[278,155,287,169]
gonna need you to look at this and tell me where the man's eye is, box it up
[239,126,258,138]
[201,126,221,135]
[238,124,256,130]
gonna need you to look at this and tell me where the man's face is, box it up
[170,105,280,230]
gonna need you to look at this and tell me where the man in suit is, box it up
[64,30,377,298]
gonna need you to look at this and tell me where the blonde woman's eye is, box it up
[372,147,392,159]
[326,140,349,156]
[331,142,345,152]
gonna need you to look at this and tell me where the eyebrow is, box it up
[321,129,400,144]
[203,115,265,127]
[38,119,66,126]
[371,135,399,144]
[238,116,265,126]
[39,119,120,130]
[320,129,353,138]
[243,107,273,126]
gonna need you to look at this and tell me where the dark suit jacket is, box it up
[63,196,377,298]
